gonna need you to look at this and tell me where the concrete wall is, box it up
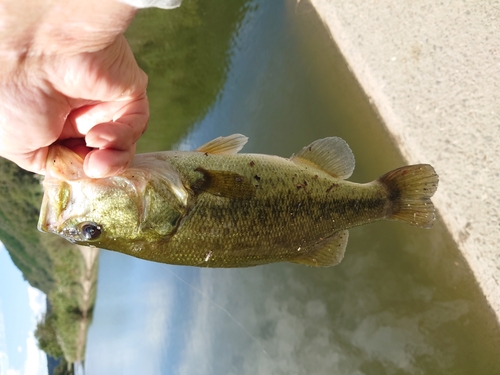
[309,0,500,322]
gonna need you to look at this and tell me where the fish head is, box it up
[38,146,186,252]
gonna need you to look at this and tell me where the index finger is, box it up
[81,96,149,177]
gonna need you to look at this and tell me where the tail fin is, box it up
[378,164,439,228]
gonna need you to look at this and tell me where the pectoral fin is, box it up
[291,137,355,179]
[195,134,248,155]
[192,167,256,199]
[290,230,349,267]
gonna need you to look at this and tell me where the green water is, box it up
[84,1,500,374]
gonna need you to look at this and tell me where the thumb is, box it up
[48,35,150,178]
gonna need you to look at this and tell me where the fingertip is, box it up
[84,148,134,178]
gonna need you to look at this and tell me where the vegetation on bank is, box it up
[126,0,250,152]
[0,159,97,371]
[36,243,99,364]
[0,161,54,294]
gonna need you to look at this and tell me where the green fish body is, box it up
[38,135,438,268]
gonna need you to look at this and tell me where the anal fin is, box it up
[290,230,349,267]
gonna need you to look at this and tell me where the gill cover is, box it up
[38,145,190,247]
[38,145,85,233]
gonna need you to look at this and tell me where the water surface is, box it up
[85,1,500,374]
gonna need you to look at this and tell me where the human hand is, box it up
[0,0,148,178]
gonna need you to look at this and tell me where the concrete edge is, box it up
[308,0,500,323]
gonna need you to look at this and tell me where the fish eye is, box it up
[79,222,102,241]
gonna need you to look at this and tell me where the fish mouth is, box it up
[38,177,73,235]
[37,191,58,235]
[37,192,51,233]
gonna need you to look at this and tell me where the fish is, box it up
[38,134,438,268]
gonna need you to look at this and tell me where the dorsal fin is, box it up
[290,137,355,179]
[195,134,248,155]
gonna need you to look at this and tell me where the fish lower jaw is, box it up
[53,226,84,244]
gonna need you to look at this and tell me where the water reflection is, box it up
[1,0,499,374]
[125,0,252,153]
[86,1,499,375]
[87,227,493,375]
[2,1,253,373]
[0,158,98,373]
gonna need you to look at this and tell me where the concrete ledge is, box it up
[309,0,500,322]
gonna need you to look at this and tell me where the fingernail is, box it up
[86,135,111,149]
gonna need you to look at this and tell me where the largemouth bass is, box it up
[38,134,438,268]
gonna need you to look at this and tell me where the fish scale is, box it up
[38,134,438,268]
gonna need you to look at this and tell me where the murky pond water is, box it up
[85,1,500,374]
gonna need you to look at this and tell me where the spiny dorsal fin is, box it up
[290,230,349,267]
[195,134,248,155]
[192,167,256,199]
[290,137,355,179]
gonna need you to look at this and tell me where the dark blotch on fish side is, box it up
[192,167,256,199]
[326,183,339,193]
[295,181,308,191]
